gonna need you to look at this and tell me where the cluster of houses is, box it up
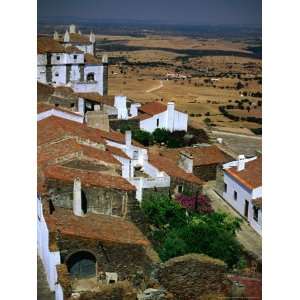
[37,25,262,300]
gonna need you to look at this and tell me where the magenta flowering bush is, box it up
[175,194,214,214]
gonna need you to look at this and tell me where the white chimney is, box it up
[125,131,132,147]
[89,31,96,43]
[64,30,70,42]
[178,151,193,173]
[73,178,83,216]
[237,155,246,171]
[94,104,101,111]
[53,31,59,40]
[78,30,82,35]
[69,24,76,34]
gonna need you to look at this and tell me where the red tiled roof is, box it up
[37,116,105,146]
[139,102,167,116]
[44,165,135,191]
[65,45,83,53]
[162,146,232,166]
[69,33,90,44]
[149,153,202,185]
[106,145,130,160]
[37,103,81,117]
[44,207,149,246]
[84,53,101,65]
[38,138,121,167]
[225,156,262,190]
[38,37,66,54]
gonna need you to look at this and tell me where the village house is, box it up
[129,101,188,133]
[159,145,233,181]
[222,155,262,235]
[37,33,108,96]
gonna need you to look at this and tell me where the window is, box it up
[56,56,60,60]
[178,185,184,193]
[87,73,95,81]
[234,190,237,200]
[253,206,259,222]
[156,118,159,127]
[55,72,59,77]
[73,55,77,60]
[224,183,227,193]
[133,150,139,160]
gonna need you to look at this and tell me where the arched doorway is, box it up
[66,251,96,278]
[87,73,95,81]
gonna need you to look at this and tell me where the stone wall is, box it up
[46,179,137,219]
[170,177,202,196]
[193,164,220,181]
[58,235,157,282]
[157,254,229,300]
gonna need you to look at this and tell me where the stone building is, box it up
[160,145,233,181]
[37,35,108,96]
[129,101,188,133]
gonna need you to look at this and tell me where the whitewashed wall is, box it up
[76,44,94,55]
[114,96,128,119]
[140,110,188,133]
[84,65,104,95]
[223,172,262,236]
[37,197,61,291]
[37,66,47,83]
[65,53,84,65]
[52,65,67,85]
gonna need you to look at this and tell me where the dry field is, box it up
[98,34,262,131]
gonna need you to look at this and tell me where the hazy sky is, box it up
[38,0,261,26]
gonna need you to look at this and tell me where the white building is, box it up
[37,31,108,96]
[222,155,262,235]
[129,101,188,133]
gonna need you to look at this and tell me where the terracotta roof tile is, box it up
[38,37,66,54]
[44,207,149,246]
[228,275,261,300]
[149,153,202,185]
[139,102,167,116]
[37,116,105,146]
[106,145,130,160]
[65,45,84,53]
[162,146,232,166]
[84,53,101,65]
[225,156,262,190]
[44,165,135,191]
[69,33,90,44]
[37,103,81,117]
[38,138,121,167]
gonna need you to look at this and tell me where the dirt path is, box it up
[146,80,164,93]
[203,181,262,261]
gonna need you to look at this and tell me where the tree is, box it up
[132,129,154,146]
[153,128,170,144]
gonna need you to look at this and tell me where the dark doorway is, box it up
[244,200,249,218]
[81,190,88,214]
[67,251,96,278]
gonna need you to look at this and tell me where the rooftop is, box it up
[139,102,167,116]
[106,145,130,160]
[37,82,55,102]
[37,103,81,117]
[65,45,84,54]
[37,116,105,146]
[38,138,121,167]
[44,207,149,246]
[162,145,232,166]
[225,156,262,190]
[84,53,101,65]
[44,165,135,191]
[38,37,66,54]
[149,153,202,185]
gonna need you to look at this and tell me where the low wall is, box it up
[157,254,229,300]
